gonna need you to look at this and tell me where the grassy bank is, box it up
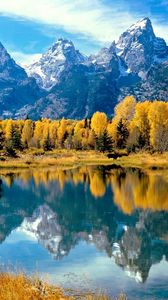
[0,149,168,170]
[0,273,126,300]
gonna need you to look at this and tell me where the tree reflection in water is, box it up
[0,165,168,283]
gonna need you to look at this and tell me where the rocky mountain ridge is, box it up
[0,17,168,119]
[26,39,87,90]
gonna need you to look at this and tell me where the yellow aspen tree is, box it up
[73,120,85,149]
[127,120,140,151]
[49,121,59,148]
[114,96,136,121]
[87,129,96,149]
[15,120,24,134]
[33,120,44,148]
[5,119,13,141]
[57,118,68,147]
[91,112,107,137]
[132,101,151,149]
[21,119,34,148]
[148,101,168,152]
[110,96,136,148]
[41,121,52,151]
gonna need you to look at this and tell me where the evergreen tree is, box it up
[84,118,88,128]
[5,140,16,157]
[43,133,52,151]
[0,129,5,150]
[11,128,22,150]
[95,131,113,152]
[116,118,129,149]
[138,133,149,150]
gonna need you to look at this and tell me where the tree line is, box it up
[0,96,168,155]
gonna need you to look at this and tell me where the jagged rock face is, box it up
[0,18,168,119]
[116,18,168,76]
[27,61,120,119]
[119,61,168,102]
[26,39,87,90]
[90,42,121,77]
[0,42,43,119]
[24,17,167,119]
[138,62,168,100]
[0,43,27,81]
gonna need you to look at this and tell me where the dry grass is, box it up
[0,149,167,170]
[0,273,127,300]
[0,150,113,169]
[115,151,168,169]
[0,273,70,300]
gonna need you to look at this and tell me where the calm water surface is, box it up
[0,165,168,299]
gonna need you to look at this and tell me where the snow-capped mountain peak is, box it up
[128,17,153,32]
[26,38,87,90]
[116,17,168,74]
[0,17,167,120]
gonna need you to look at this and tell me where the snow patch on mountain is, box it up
[18,205,63,257]
[26,39,87,90]
[128,17,152,32]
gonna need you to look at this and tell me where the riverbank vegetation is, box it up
[0,273,126,300]
[0,97,168,159]
[0,150,168,170]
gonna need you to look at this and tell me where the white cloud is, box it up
[0,0,167,66]
[11,51,41,66]
[0,0,139,43]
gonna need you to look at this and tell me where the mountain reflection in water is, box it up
[0,165,168,296]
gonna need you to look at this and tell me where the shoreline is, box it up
[0,272,126,300]
[0,150,168,170]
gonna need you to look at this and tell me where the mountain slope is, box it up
[26,39,87,90]
[0,17,168,119]
[0,42,43,119]
[26,17,168,119]
[116,18,168,76]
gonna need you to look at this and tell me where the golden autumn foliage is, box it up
[0,97,168,153]
[49,121,59,148]
[148,101,168,152]
[5,119,14,140]
[108,96,136,148]
[21,119,34,148]
[128,101,150,149]
[114,96,136,122]
[33,120,45,148]
[57,118,68,146]
[91,112,107,137]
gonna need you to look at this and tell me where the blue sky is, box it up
[0,0,167,65]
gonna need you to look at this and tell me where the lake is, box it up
[0,165,168,299]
